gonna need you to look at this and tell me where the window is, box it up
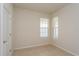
[53,16,58,39]
[40,18,48,37]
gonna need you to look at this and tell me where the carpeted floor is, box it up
[13,45,73,56]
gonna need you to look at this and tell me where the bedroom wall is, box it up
[12,7,50,49]
[51,4,79,55]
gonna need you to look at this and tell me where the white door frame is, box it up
[0,3,12,56]
[0,3,4,56]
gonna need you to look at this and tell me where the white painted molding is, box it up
[14,43,49,50]
[52,43,78,56]
[13,41,78,56]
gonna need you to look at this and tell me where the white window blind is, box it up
[40,18,48,37]
[53,16,58,39]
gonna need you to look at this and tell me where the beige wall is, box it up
[51,4,79,55]
[12,7,50,49]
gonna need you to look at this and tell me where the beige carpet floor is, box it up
[13,45,73,56]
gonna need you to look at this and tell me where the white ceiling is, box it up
[14,3,69,14]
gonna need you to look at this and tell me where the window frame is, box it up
[53,16,59,39]
[40,18,49,37]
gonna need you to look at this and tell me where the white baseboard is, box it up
[52,43,78,56]
[14,43,49,50]
[13,42,78,56]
